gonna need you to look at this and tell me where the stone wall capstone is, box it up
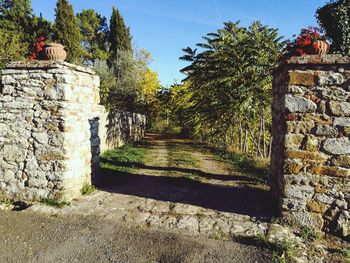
[0,61,146,202]
[271,55,350,238]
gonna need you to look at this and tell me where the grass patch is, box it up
[100,144,146,172]
[298,226,322,242]
[184,172,202,182]
[41,198,70,208]
[80,183,96,195]
[168,146,198,167]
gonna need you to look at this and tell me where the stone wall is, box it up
[271,55,350,238]
[99,110,146,152]
[0,61,145,202]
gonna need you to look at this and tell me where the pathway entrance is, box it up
[29,133,276,239]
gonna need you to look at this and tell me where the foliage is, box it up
[107,49,144,112]
[93,60,117,108]
[298,227,322,242]
[253,234,294,263]
[107,6,132,68]
[169,21,285,157]
[285,26,326,57]
[0,0,50,65]
[0,30,26,67]
[316,0,350,55]
[80,183,96,195]
[53,0,82,63]
[77,9,108,65]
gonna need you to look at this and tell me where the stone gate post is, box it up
[0,61,105,202]
[271,55,350,237]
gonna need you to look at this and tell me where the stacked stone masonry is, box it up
[271,55,350,238]
[0,61,145,202]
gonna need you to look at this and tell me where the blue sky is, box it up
[31,0,329,87]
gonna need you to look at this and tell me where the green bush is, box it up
[316,0,350,55]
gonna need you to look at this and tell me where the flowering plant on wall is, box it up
[29,37,46,60]
[285,26,329,57]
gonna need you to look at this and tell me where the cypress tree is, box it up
[107,7,132,68]
[53,0,82,63]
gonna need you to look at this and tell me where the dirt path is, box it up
[0,134,276,262]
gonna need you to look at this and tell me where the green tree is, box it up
[178,21,284,156]
[317,0,350,54]
[107,7,132,68]
[77,9,108,65]
[53,0,82,63]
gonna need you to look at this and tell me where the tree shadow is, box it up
[98,167,278,221]
[100,158,258,183]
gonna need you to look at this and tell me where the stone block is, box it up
[287,121,314,134]
[306,200,328,213]
[285,150,328,161]
[316,72,344,86]
[284,134,304,150]
[334,117,350,127]
[288,71,315,86]
[332,155,350,168]
[285,94,317,113]
[314,125,338,137]
[283,159,304,174]
[329,101,350,116]
[283,211,324,230]
[322,137,350,155]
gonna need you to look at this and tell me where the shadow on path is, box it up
[98,134,278,221]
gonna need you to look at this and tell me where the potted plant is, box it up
[286,26,329,57]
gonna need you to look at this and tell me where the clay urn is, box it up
[44,43,67,61]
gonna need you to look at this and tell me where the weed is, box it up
[41,198,70,208]
[251,233,294,262]
[80,183,96,195]
[298,226,322,242]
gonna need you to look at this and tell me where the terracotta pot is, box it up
[304,40,330,56]
[44,43,67,61]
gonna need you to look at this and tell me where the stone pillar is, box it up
[0,61,105,202]
[271,55,350,237]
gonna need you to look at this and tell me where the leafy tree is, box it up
[77,9,108,65]
[53,0,82,63]
[107,6,132,68]
[176,21,284,156]
[317,0,350,54]
[0,30,26,67]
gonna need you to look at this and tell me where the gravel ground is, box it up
[0,211,272,263]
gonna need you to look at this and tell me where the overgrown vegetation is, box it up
[41,198,70,208]
[80,183,96,195]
